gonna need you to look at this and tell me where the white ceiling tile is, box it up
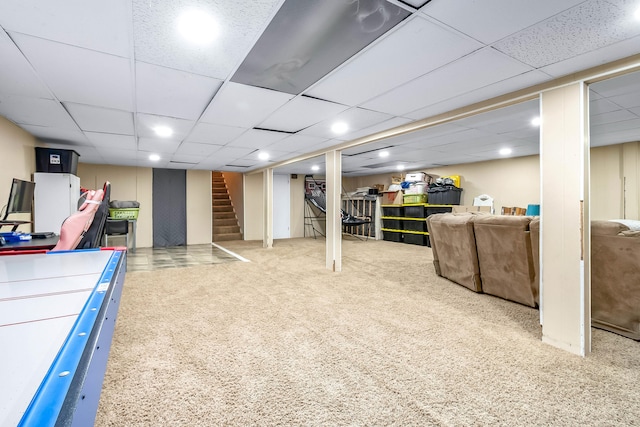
[136,62,222,120]
[226,129,287,148]
[138,137,181,154]
[590,109,638,125]
[494,0,640,69]
[186,122,246,145]
[406,70,550,120]
[607,90,640,109]
[136,114,194,139]
[0,31,51,98]
[12,33,134,111]
[0,95,78,129]
[65,103,134,134]
[362,48,533,116]
[267,134,329,152]
[170,154,205,164]
[85,132,137,150]
[343,117,414,141]
[307,16,482,106]
[200,82,294,128]
[176,142,223,156]
[97,149,138,163]
[589,97,625,115]
[205,146,255,161]
[590,69,640,97]
[132,0,281,79]
[0,0,132,56]
[259,96,349,132]
[298,108,394,140]
[423,0,585,44]
[22,125,88,145]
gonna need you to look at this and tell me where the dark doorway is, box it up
[152,168,186,247]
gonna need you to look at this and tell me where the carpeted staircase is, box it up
[212,171,242,242]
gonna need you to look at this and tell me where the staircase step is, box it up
[213,199,232,206]
[215,225,240,234]
[213,232,243,242]
[212,193,229,199]
[214,211,236,219]
[213,206,234,213]
[214,218,238,226]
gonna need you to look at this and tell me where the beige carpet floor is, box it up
[96,238,640,426]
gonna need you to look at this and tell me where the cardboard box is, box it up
[452,205,491,213]
[380,190,403,205]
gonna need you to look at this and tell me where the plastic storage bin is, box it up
[109,208,140,220]
[402,218,427,232]
[404,205,426,218]
[382,218,402,230]
[35,148,80,175]
[382,206,403,217]
[403,194,428,204]
[382,230,403,242]
[426,186,462,205]
[403,232,429,246]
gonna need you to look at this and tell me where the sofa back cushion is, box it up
[427,213,482,292]
[473,215,536,307]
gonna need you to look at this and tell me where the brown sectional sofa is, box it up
[428,213,640,340]
[591,220,640,340]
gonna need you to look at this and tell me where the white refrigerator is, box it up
[34,173,81,233]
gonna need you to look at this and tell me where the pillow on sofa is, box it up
[609,219,640,231]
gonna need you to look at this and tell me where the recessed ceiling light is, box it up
[311,165,320,171]
[153,126,173,138]
[531,117,542,126]
[149,154,160,161]
[379,150,389,158]
[177,10,218,45]
[499,148,512,156]
[397,164,405,171]
[258,152,270,161]
[331,122,349,134]
[635,6,640,20]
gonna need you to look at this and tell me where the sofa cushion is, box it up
[529,218,540,305]
[591,220,640,340]
[473,215,536,307]
[427,213,482,292]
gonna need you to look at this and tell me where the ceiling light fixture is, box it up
[499,148,512,156]
[311,165,320,172]
[531,117,542,126]
[153,126,173,138]
[397,164,405,171]
[149,154,160,161]
[177,10,218,45]
[635,6,640,20]
[379,150,389,158]
[258,152,270,161]
[331,122,349,134]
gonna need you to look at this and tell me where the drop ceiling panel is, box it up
[307,16,481,105]
[22,125,88,145]
[0,0,132,56]
[607,91,640,109]
[138,137,181,154]
[98,149,139,165]
[226,129,287,148]
[589,97,625,115]
[11,33,134,111]
[65,103,134,135]
[85,132,136,151]
[0,31,52,98]
[266,134,328,152]
[176,142,223,156]
[170,154,206,165]
[136,62,223,120]
[0,95,78,129]
[406,69,550,120]
[361,47,533,116]
[493,0,640,69]
[206,146,255,161]
[200,82,294,128]
[259,96,349,133]
[342,116,414,141]
[136,114,194,139]
[232,0,410,94]
[590,109,638,126]
[132,0,281,79]
[299,108,395,139]
[540,35,640,78]
[590,69,640,97]
[423,0,586,44]
[186,122,246,145]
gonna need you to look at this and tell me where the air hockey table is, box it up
[0,248,126,427]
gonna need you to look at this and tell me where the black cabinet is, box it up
[380,203,453,247]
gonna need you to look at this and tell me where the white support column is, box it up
[540,82,591,356]
[263,168,273,249]
[325,150,342,272]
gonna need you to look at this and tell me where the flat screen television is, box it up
[3,178,36,220]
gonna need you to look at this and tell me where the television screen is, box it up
[7,178,36,216]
